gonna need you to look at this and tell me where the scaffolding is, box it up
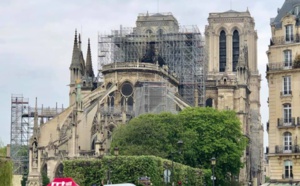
[98,16,205,106]
[10,94,65,175]
[135,81,177,116]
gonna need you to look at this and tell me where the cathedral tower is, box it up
[205,9,263,185]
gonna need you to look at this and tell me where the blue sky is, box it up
[0,0,284,147]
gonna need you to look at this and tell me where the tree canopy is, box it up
[111,107,248,185]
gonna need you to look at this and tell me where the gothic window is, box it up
[219,30,226,72]
[157,29,163,36]
[206,98,213,107]
[41,164,47,177]
[91,138,96,150]
[285,25,294,42]
[55,163,64,178]
[120,82,134,112]
[283,103,292,125]
[146,29,153,35]
[107,83,115,112]
[282,76,291,95]
[284,160,293,178]
[232,30,239,72]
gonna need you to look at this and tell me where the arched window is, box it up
[284,160,293,179]
[283,103,292,125]
[120,82,134,112]
[232,30,239,71]
[283,132,292,153]
[219,30,226,72]
[107,83,115,112]
[146,29,153,35]
[206,98,213,107]
[157,29,163,36]
[55,164,64,178]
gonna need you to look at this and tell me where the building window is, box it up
[284,50,292,68]
[206,98,213,107]
[219,30,226,72]
[283,76,291,95]
[146,29,153,34]
[284,160,293,178]
[286,25,293,42]
[283,132,292,152]
[157,29,163,36]
[283,103,292,125]
[232,30,239,72]
[294,6,300,15]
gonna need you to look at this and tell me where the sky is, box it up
[0,0,284,147]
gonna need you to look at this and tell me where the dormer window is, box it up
[294,6,300,15]
[285,25,294,42]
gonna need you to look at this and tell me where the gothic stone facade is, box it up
[205,10,263,185]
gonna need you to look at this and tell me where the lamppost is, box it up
[170,140,183,186]
[211,157,216,186]
[107,147,119,185]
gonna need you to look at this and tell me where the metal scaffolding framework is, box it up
[135,81,177,116]
[10,94,65,174]
[98,22,206,106]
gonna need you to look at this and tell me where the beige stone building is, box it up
[26,12,204,185]
[266,0,300,184]
[205,10,264,185]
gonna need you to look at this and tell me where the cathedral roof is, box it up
[272,0,300,28]
[224,9,240,13]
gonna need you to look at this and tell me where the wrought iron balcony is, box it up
[280,91,292,96]
[277,118,296,128]
[271,34,300,45]
[275,145,300,154]
[266,62,293,71]
[282,173,293,179]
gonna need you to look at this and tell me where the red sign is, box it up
[47,177,79,186]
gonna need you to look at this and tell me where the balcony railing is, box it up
[280,91,292,96]
[277,118,296,127]
[282,173,293,179]
[271,34,300,45]
[267,62,293,71]
[275,145,300,154]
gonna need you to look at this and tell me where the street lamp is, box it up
[211,157,216,186]
[170,140,184,185]
[107,147,119,184]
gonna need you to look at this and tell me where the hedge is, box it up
[63,156,206,186]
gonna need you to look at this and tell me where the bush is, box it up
[63,156,205,186]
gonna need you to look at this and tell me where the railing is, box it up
[277,118,296,127]
[267,62,293,71]
[275,145,300,154]
[282,173,293,179]
[271,34,300,45]
[280,91,292,96]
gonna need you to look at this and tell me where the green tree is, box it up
[111,107,247,186]
[0,142,13,186]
